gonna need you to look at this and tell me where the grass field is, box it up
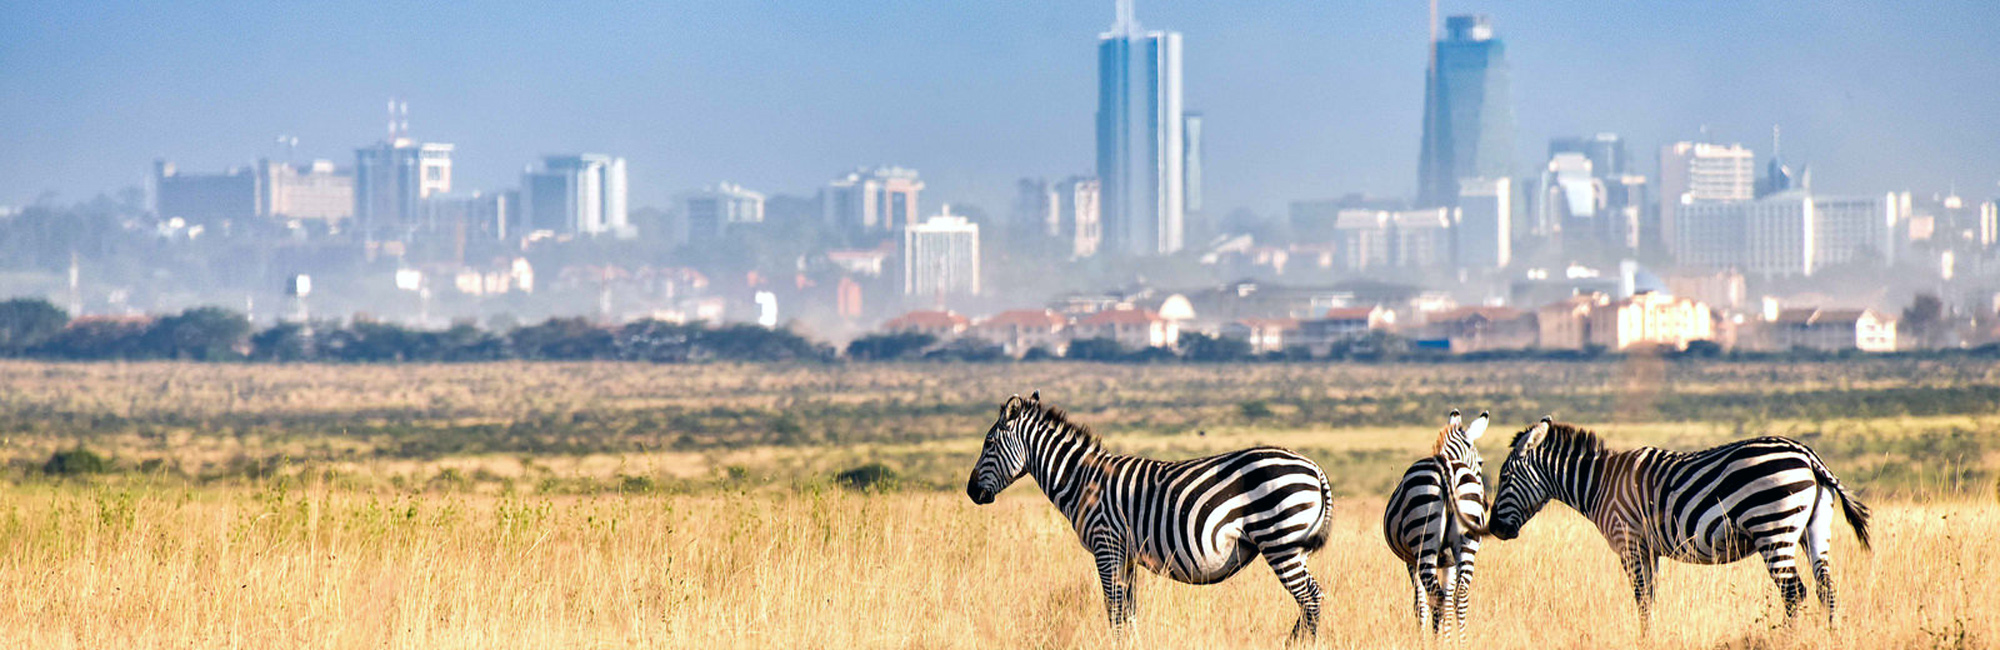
[0,359,1995,648]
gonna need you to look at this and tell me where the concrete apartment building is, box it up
[1535,292,1610,350]
[1585,291,1713,351]
[971,309,1071,355]
[1659,142,1755,257]
[1072,308,1177,349]
[683,182,765,244]
[902,209,981,298]
[1762,308,1898,352]
[825,166,923,235]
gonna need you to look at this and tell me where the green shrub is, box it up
[44,447,110,476]
[835,463,900,492]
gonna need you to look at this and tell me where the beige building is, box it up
[259,159,354,223]
[1586,292,1714,351]
[1221,317,1301,354]
[1763,308,1897,352]
[881,310,970,338]
[1421,306,1537,353]
[1072,308,1178,350]
[972,309,1071,355]
[1535,293,1610,350]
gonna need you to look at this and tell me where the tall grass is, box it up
[0,485,1988,649]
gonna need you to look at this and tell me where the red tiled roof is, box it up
[883,310,969,330]
[1079,308,1164,326]
[1322,306,1378,321]
[1428,306,1525,323]
[977,309,1069,329]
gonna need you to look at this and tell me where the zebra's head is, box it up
[1490,416,1560,540]
[967,391,1036,505]
[1435,409,1491,472]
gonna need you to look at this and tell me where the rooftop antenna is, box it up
[1429,0,1438,45]
[386,97,398,140]
[1771,124,1781,159]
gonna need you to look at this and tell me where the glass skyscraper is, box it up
[1417,15,1514,209]
[1096,0,1184,256]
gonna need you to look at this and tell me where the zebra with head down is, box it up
[1489,417,1871,629]
[966,391,1335,641]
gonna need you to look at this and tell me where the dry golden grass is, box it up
[0,484,1990,649]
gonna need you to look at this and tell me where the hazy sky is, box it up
[3,1,1997,216]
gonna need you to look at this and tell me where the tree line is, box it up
[7,296,2000,365]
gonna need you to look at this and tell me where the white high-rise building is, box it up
[1455,177,1511,269]
[1096,0,1185,256]
[1676,192,1895,278]
[1658,142,1755,257]
[521,154,629,238]
[903,207,981,298]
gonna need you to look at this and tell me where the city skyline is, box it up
[4,1,1997,217]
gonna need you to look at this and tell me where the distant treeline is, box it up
[6,297,2000,364]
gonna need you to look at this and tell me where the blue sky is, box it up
[2,0,1996,215]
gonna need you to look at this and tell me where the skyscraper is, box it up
[1096,0,1185,256]
[521,154,630,238]
[1658,142,1755,257]
[1455,177,1512,269]
[354,138,453,237]
[1417,15,1514,209]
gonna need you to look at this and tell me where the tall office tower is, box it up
[1055,176,1104,258]
[1096,0,1185,255]
[521,154,630,238]
[1183,111,1204,215]
[1549,133,1627,178]
[354,139,454,237]
[1811,193,1896,269]
[903,207,982,298]
[682,182,766,245]
[258,159,355,223]
[1416,15,1514,209]
[1676,193,1812,277]
[153,159,258,225]
[1538,152,1602,240]
[1657,141,1754,257]
[1455,177,1512,269]
[823,166,924,235]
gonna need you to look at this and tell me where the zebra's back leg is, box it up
[1417,557,1447,635]
[1452,539,1480,638]
[1263,546,1322,641]
[1408,565,1431,633]
[1753,527,1810,622]
[1803,488,1839,625]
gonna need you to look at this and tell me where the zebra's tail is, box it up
[1807,448,1872,551]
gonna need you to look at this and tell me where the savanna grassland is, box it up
[0,358,1996,648]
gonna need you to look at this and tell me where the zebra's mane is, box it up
[1511,421,1608,454]
[1431,424,1453,456]
[1028,401,1103,449]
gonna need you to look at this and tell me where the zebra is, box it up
[1488,417,1872,628]
[965,391,1335,641]
[1382,409,1491,640]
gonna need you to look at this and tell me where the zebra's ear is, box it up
[1448,409,1462,429]
[1520,419,1551,449]
[1464,412,1490,441]
[1002,394,1021,418]
[1029,390,1041,404]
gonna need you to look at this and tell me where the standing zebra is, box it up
[1383,409,1491,640]
[965,392,1335,640]
[1489,418,1872,628]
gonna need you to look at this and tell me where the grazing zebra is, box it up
[965,392,1335,640]
[1383,409,1491,640]
[1489,418,1872,628]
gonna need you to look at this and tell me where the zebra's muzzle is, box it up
[967,482,995,505]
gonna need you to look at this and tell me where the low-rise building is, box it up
[1295,306,1394,354]
[1219,317,1300,354]
[1586,291,1713,351]
[1535,293,1610,351]
[1762,308,1897,352]
[1072,308,1177,350]
[1420,306,1537,353]
[972,309,1071,356]
[881,310,970,339]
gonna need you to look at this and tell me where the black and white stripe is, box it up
[966,392,1335,640]
[1382,409,1491,640]
[1489,418,1872,627]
